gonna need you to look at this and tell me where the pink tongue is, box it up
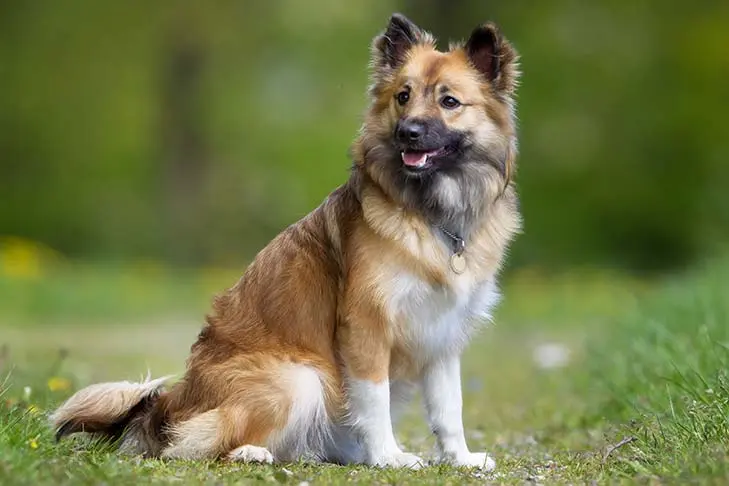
[402,151,433,167]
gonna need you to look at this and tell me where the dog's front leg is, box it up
[346,375,422,468]
[422,355,496,470]
[339,309,422,468]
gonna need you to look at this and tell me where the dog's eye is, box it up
[396,91,410,106]
[440,96,461,109]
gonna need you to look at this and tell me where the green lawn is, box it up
[1,260,728,484]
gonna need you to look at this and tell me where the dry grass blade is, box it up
[602,436,636,464]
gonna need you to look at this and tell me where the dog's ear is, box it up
[371,14,428,71]
[465,22,519,95]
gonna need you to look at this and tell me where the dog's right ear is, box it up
[371,14,428,72]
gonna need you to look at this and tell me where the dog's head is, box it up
[354,14,520,231]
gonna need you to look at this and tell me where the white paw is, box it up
[439,451,496,470]
[373,452,424,469]
[227,445,274,464]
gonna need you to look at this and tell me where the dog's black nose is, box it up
[396,119,426,142]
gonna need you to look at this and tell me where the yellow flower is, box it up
[0,237,42,279]
[28,437,39,449]
[47,377,71,392]
[0,236,63,279]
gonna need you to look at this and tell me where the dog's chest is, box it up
[384,269,499,365]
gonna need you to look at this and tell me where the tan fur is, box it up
[51,14,521,465]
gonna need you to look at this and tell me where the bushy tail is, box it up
[50,375,171,456]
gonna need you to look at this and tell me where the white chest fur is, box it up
[383,268,500,365]
[358,188,510,369]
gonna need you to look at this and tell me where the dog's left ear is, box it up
[465,22,519,95]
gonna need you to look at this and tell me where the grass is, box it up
[1,258,729,484]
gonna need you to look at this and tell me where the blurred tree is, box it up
[159,32,208,262]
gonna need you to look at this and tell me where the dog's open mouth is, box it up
[400,148,445,170]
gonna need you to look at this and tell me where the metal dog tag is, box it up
[450,253,466,274]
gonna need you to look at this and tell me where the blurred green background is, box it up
[2,4,729,481]
[1,0,728,274]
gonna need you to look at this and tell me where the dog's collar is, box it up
[438,226,467,274]
[438,225,465,255]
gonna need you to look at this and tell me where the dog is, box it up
[51,13,521,470]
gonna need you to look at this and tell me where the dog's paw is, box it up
[227,445,274,464]
[373,452,424,469]
[438,451,496,470]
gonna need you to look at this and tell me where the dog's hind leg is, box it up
[160,408,232,460]
[160,360,335,463]
[266,363,336,463]
[227,444,274,464]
